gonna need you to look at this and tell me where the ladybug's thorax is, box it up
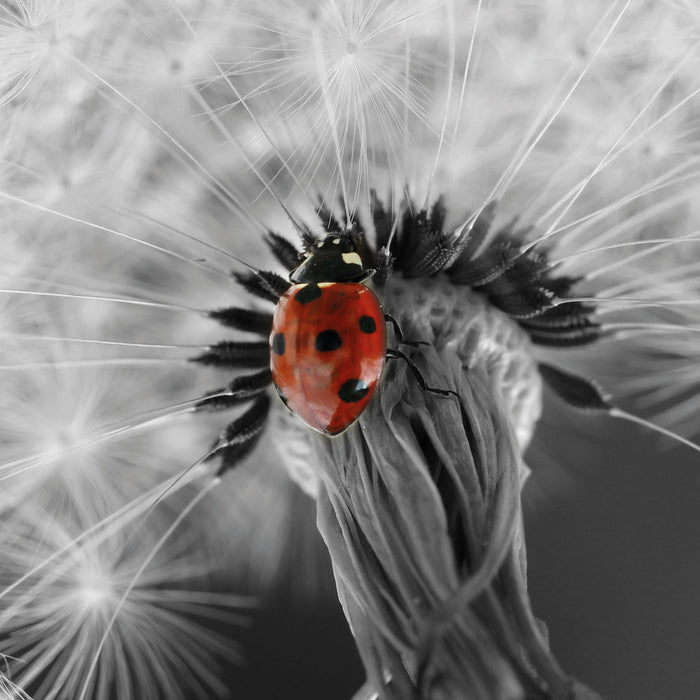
[289,233,366,284]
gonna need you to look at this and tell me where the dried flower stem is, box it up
[312,280,602,699]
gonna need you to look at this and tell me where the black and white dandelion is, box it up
[0,502,250,699]
[2,0,700,698]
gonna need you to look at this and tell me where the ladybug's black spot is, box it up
[271,333,285,355]
[315,329,342,352]
[295,283,322,304]
[358,315,376,334]
[338,378,369,403]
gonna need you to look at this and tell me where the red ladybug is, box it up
[269,234,387,435]
[193,227,455,474]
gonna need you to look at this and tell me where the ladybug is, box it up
[192,227,456,475]
[269,234,387,435]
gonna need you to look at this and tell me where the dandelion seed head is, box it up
[0,332,200,520]
[0,0,104,112]
[207,0,469,204]
[1,504,245,700]
[75,570,114,612]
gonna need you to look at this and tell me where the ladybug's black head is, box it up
[290,233,368,283]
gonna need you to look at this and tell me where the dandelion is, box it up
[0,501,249,700]
[3,0,700,698]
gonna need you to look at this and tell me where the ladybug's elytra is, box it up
[269,234,388,435]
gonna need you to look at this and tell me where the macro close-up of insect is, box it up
[194,226,406,464]
[3,1,700,699]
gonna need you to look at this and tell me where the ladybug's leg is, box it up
[384,314,429,348]
[194,369,272,412]
[386,348,460,399]
[352,268,377,283]
[208,394,271,476]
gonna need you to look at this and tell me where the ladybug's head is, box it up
[290,232,368,283]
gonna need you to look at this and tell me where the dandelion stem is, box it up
[314,281,601,699]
